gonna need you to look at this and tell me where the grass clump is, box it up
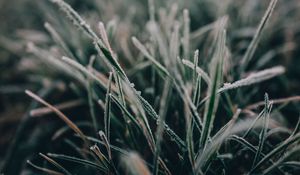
[1,0,300,174]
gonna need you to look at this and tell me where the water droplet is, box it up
[156,119,160,125]
[130,83,135,87]
[80,21,86,26]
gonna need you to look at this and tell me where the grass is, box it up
[1,0,300,174]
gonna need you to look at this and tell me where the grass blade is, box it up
[182,59,211,86]
[90,145,109,167]
[291,116,300,137]
[98,131,112,160]
[44,22,76,59]
[251,133,300,172]
[252,93,272,167]
[195,118,257,173]
[25,90,86,141]
[240,0,278,71]
[263,146,300,174]
[62,56,107,91]
[87,56,98,131]
[137,94,186,150]
[132,36,169,77]
[104,72,113,142]
[27,160,64,175]
[51,0,126,78]
[219,66,285,93]
[153,78,172,175]
[199,28,226,148]
[39,153,72,175]
[183,9,190,60]
[110,94,140,130]
[47,153,107,172]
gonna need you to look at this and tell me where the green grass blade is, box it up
[104,72,113,142]
[110,95,140,129]
[199,28,226,148]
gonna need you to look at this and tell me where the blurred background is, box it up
[1,0,300,174]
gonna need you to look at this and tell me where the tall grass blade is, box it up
[104,72,113,142]
[87,56,98,131]
[153,78,172,175]
[240,0,278,71]
[199,28,226,148]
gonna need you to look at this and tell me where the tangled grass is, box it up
[1,0,300,174]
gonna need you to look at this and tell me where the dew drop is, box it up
[156,119,160,125]
[130,83,135,87]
